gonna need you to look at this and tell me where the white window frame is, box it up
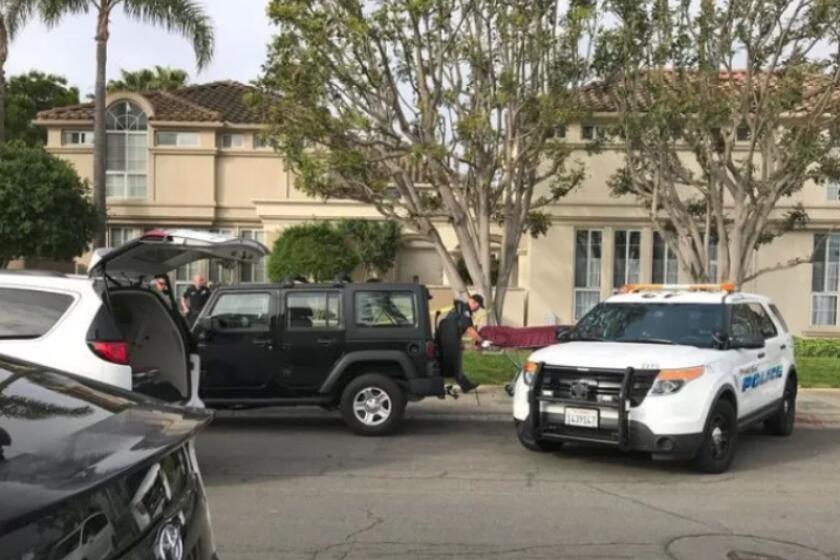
[811,233,840,326]
[574,229,602,320]
[239,229,267,283]
[708,236,719,282]
[107,226,143,248]
[613,229,641,289]
[581,124,606,141]
[105,101,148,199]
[220,133,245,149]
[653,233,679,284]
[827,182,840,202]
[155,131,200,147]
[253,134,272,150]
[62,130,94,146]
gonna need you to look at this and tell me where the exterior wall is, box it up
[39,108,840,337]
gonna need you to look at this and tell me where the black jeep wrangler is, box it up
[193,281,448,435]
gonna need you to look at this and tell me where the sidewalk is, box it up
[406,386,840,427]
[217,387,840,427]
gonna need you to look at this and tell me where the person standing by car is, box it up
[182,275,211,326]
[435,293,489,393]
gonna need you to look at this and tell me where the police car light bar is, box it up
[620,283,736,294]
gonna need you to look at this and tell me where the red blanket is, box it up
[478,325,567,349]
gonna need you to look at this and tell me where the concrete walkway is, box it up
[219,386,840,426]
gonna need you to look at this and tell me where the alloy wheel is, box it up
[352,387,392,426]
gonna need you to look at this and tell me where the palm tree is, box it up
[107,65,189,93]
[0,0,34,143]
[11,0,214,247]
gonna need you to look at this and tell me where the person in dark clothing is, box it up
[435,294,489,393]
[181,275,211,326]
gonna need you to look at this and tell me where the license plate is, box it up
[565,407,599,428]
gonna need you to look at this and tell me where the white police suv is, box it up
[512,284,797,473]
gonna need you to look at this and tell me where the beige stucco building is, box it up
[35,82,840,336]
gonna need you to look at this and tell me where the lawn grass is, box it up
[797,357,840,388]
[462,350,840,388]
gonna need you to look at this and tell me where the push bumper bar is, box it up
[528,362,635,449]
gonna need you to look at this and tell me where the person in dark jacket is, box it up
[181,275,212,326]
[435,294,489,393]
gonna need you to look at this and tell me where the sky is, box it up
[6,0,276,97]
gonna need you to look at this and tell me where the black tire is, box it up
[340,374,406,436]
[764,376,797,436]
[515,419,564,452]
[691,399,738,474]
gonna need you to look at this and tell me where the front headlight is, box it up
[522,361,540,386]
[650,366,704,395]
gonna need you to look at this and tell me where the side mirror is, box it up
[556,327,572,342]
[730,333,765,349]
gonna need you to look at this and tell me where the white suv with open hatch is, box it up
[0,229,267,406]
[512,284,797,473]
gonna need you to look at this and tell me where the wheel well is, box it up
[788,367,799,387]
[718,388,738,416]
[332,361,407,401]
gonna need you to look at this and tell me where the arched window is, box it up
[106,101,148,198]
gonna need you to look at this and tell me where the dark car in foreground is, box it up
[0,354,216,560]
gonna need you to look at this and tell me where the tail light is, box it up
[426,341,437,359]
[89,341,130,365]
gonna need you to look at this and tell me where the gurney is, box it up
[475,325,571,395]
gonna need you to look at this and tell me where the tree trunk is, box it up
[0,15,8,144]
[92,8,110,248]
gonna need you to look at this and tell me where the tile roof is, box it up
[36,81,266,124]
[577,71,839,113]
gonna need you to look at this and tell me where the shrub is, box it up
[0,141,98,267]
[794,337,840,358]
[267,222,360,282]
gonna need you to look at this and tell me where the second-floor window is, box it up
[827,183,840,202]
[221,133,245,148]
[156,131,199,147]
[574,230,601,320]
[62,130,94,146]
[106,101,147,199]
[581,124,606,141]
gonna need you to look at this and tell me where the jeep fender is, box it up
[319,351,418,394]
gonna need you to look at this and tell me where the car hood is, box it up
[0,355,211,531]
[528,341,718,370]
[88,229,268,279]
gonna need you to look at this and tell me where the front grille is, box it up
[540,366,658,407]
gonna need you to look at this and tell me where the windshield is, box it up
[573,302,725,348]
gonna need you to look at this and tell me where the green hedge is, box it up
[794,337,840,358]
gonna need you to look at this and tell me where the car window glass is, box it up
[287,292,341,329]
[208,292,271,332]
[0,288,74,339]
[355,291,417,327]
[730,304,760,339]
[769,303,789,333]
[748,303,778,339]
[84,513,108,538]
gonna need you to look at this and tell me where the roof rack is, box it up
[619,283,736,294]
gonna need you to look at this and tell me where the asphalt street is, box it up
[196,398,840,560]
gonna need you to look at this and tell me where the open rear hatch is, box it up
[88,230,269,405]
